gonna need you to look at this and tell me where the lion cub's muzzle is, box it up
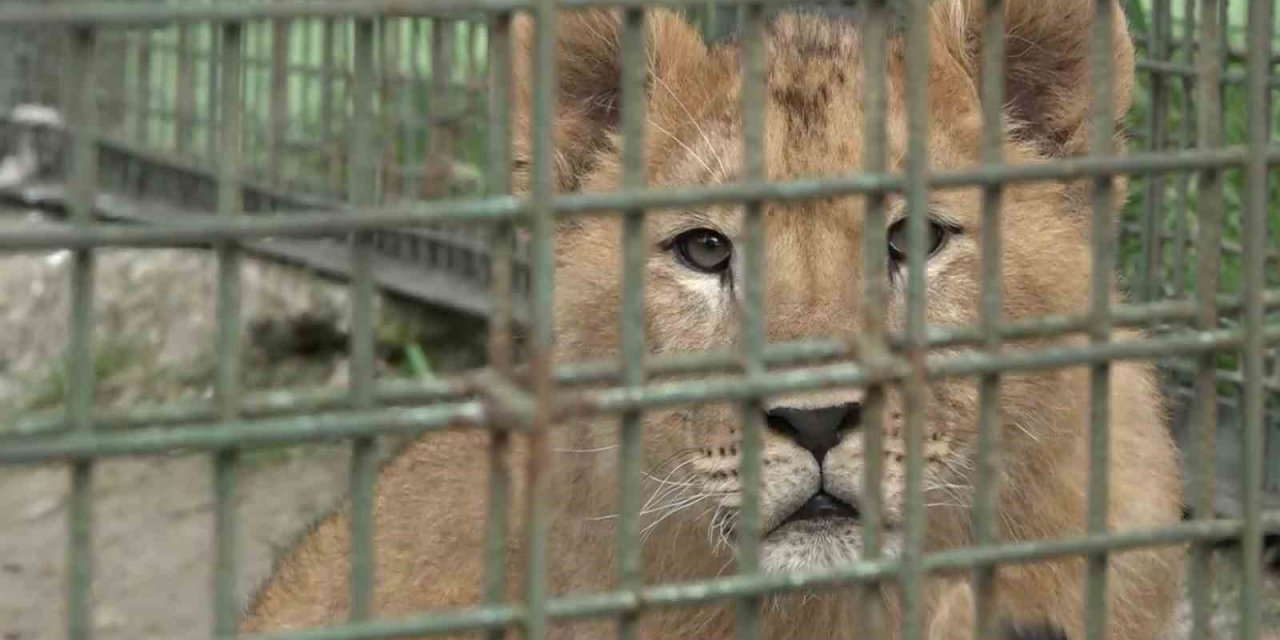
[765,402,862,530]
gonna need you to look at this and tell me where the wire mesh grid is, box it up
[0,1,1277,640]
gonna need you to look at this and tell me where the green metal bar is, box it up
[1168,0,1196,299]
[1187,0,1222,635]
[7,375,470,437]
[8,146,1279,253]
[213,20,245,640]
[411,18,432,199]
[321,17,340,190]
[0,403,487,464]
[1136,58,1280,86]
[8,323,1278,464]
[482,10,514,640]
[133,28,153,147]
[524,0,558,636]
[617,7,647,640]
[269,18,290,184]
[574,327,1280,415]
[974,1,1006,639]
[65,24,99,640]
[399,19,423,199]
[427,18,456,199]
[348,16,379,623]
[234,519,1263,640]
[175,23,196,154]
[857,0,889,636]
[303,18,320,185]
[736,3,766,639]
[1238,1,1272,640]
[901,0,931,639]
[206,23,221,161]
[1084,1,1117,638]
[1139,0,1169,303]
[0,0,886,25]
[10,288,1280,440]
[380,17,399,198]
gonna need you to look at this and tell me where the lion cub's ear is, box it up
[956,0,1136,157]
[510,9,710,193]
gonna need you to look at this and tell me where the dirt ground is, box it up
[1,208,1277,640]
[0,447,351,640]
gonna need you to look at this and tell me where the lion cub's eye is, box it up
[887,218,951,264]
[672,228,733,273]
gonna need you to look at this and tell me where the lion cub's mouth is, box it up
[775,492,860,532]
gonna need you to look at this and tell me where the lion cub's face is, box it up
[523,3,1133,573]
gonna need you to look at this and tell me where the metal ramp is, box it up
[0,115,529,324]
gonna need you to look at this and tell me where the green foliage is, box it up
[1119,0,1280,308]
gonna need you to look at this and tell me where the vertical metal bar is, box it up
[701,0,718,42]
[0,27,18,111]
[206,24,221,162]
[901,0,931,639]
[175,24,196,155]
[382,17,401,198]
[251,23,268,182]
[736,3,766,640]
[1140,0,1170,302]
[322,18,340,191]
[401,20,424,199]
[212,21,244,640]
[1238,1,1272,639]
[269,18,290,184]
[348,17,378,623]
[482,11,514,640]
[1169,0,1196,299]
[1187,0,1222,636]
[468,20,486,177]
[617,8,647,640]
[858,0,890,636]
[974,2,1007,640]
[525,0,558,636]
[307,18,322,188]
[418,19,436,199]
[1084,1,1117,639]
[427,18,457,199]
[65,25,98,640]
[134,29,152,147]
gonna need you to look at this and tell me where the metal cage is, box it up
[0,0,1276,639]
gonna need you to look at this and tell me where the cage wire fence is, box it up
[0,0,1277,639]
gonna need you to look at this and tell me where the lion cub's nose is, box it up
[765,403,861,462]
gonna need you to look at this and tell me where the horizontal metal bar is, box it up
[1138,59,1280,87]
[0,1,510,24]
[557,295,1280,386]
[554,146,1273,215]
[3,146,1277,251]
[241,518,1261,640]
[9,292,1279,438]
[8,378,469,436]
[0,402,485,464]
[8,323,1275,460]
[0,197,523,250]
[1,0,894,25]
[573,325,1280,415]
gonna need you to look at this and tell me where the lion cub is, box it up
[243,2,1184,639]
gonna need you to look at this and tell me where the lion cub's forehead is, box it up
[653,17,973,190]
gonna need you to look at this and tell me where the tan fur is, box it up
[242,2,1184,639]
